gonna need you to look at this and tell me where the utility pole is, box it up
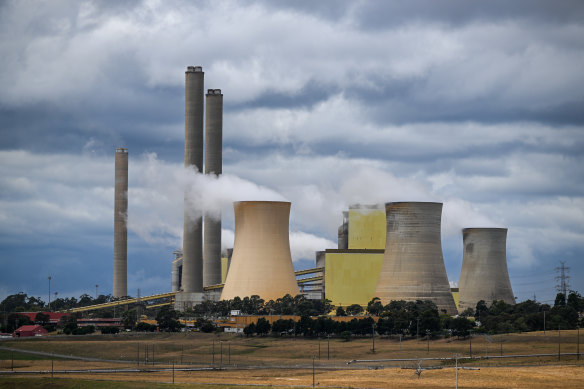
[554,261,570,301]
[558,325,561,361]
[327,335,330,360]
[372,324,376,353]
[426,329,430,353]
[416,317,420,340]
[95,284,99,299]
[312,355,316,387]
[469,332,473,358]
[48,276,52,311]
[543,310,546,335]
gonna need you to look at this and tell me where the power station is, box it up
[112,65,515,314]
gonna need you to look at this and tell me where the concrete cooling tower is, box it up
[182,65,204,293]
[113,147,128,298]
[458,228,515,312]
[375,202,457,315]
[220,201,299,301]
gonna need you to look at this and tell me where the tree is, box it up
[554,293,566,307]
[336,306,347,316]
[366,297,383,316]
[567,291,584,312]
[346,304,364,315]
[451,317,473,338]
[122,310,137,330]
[35,312,50,326]
[256,318,271,336]
[155,306,181,332]
[243,323,256,337]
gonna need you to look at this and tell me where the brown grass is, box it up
[1,330,582,388]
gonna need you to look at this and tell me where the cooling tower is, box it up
[203,89,223,287]
[458,228,515,312]
[113,147,128,298]
[220,201,299,301]
[182,66,204,293]
[375,202,457,315]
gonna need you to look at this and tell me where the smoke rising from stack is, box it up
[113,147,128,298]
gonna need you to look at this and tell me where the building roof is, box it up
[14,325,47,333]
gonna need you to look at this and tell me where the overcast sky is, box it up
[1,0,583,305]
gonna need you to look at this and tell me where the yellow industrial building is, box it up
[325,204,460,310]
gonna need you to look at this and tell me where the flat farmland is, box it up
[1,330,582,388]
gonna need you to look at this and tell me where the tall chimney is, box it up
[203,89,223,286]
[182,66,204,293]
[113,147,128,298]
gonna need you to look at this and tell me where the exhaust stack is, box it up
[113,147,128,298]
[203,88,223,286]
[182,66,204,293]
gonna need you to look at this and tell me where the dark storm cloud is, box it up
[1,0,583,302]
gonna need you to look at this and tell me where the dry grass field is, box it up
[1,330,582,388]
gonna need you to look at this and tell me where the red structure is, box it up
[18,312,69,324]
[13,325,48,337]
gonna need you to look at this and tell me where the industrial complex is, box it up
[113,65,515,315]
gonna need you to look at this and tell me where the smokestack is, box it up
[203,88,223,286]
[113,147,128,298]
[458,228,515,312]
[220,201,299,301]
[182,66,204,293]
[375,202,457,315]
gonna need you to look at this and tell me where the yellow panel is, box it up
[451,291,459,311]
[348,209,386,250]
[324,252,384,307]
[221,257,229,284]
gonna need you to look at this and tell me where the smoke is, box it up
[289,231,336,262]
[128,153,504,263]
[183,167,287,221]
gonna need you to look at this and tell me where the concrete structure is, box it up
[182,66,204,294]
[458,228,515,312]
[113,147,128,298]
[375,202,457,315]
[171,250,182,292]
[324,249,384,307]
[221,201,299,301]
[347,204,386,250]
[203,88,223,287]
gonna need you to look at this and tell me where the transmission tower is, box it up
[554,261,570,299]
